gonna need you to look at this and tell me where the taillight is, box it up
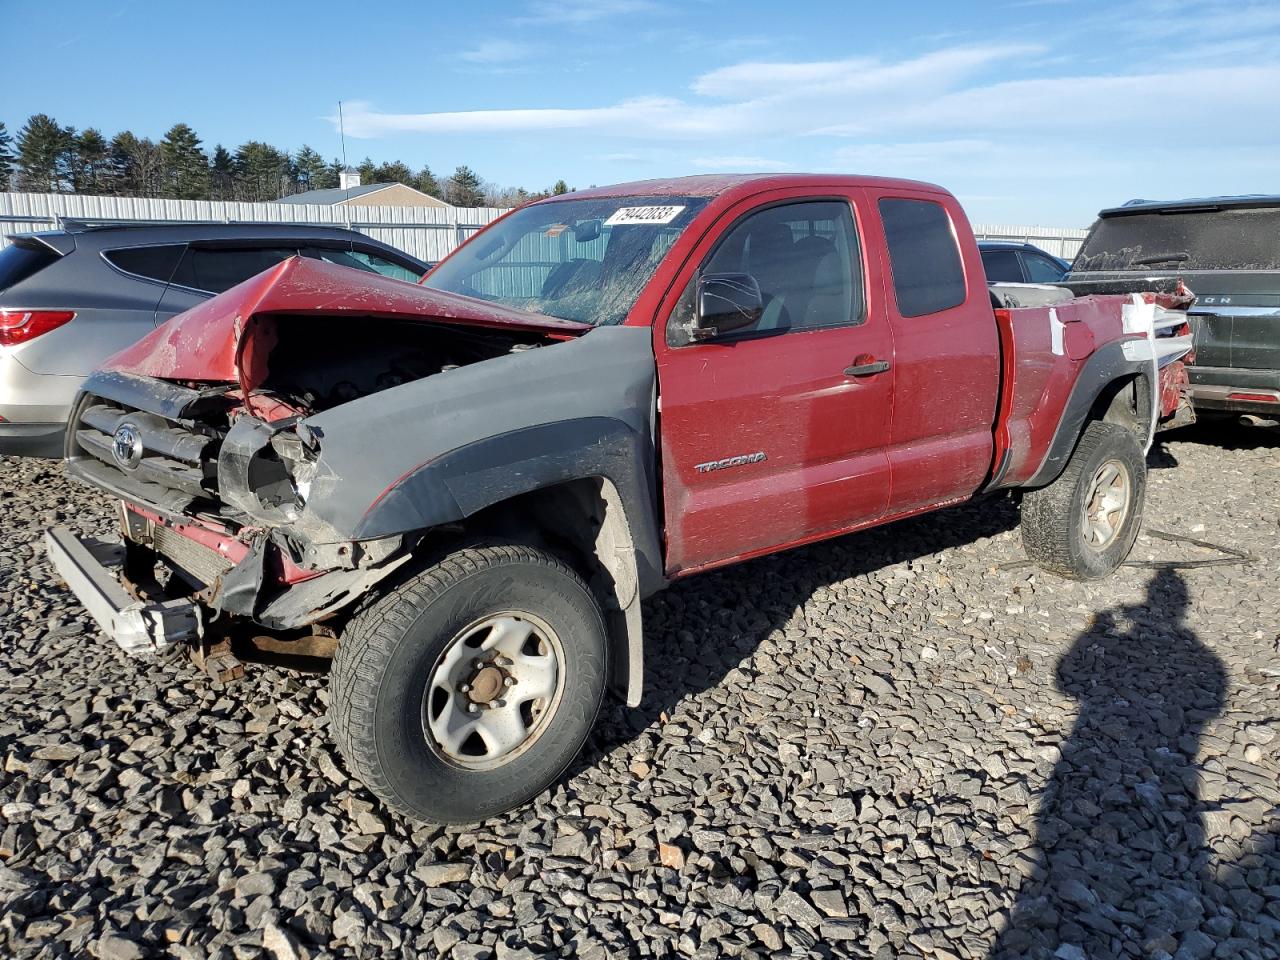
[0,310,75,346]
[1228,392,1280,404]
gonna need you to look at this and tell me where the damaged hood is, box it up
[104,256,589,393]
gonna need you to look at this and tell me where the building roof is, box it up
[275,182,424,205]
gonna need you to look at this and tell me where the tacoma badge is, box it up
[694,451,767,473]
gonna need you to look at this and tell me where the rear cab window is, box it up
[0,241,61,293]
[878,198,967,317]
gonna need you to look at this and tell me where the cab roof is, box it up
[554,173,949,202]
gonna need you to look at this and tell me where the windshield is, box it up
[1074,206,1280,272]
[424,196,709,325]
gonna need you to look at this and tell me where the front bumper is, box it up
[0,422,66,458]
[0,352,80,456]
[44,527,203,656]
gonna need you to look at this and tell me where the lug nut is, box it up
[503,676,515,688]
[472,659,485,669]
[488,700,503,710]
[458,682,471,693]
[496,656,513,667]
[467,703,479,714]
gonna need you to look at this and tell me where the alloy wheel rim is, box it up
[422,612,565,770]
[1081,458,1131,550]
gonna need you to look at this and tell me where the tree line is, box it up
[0,115,572,207]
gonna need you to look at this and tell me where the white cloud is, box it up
[335,51,1280,153]
[333,45,1037,141]
[691,44,1039,99]
[459,40,533,64]
[330,8,1280,224]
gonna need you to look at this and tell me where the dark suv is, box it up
[1069,196,1280,416]
[0,222,430,456]
[978,240,1070,284]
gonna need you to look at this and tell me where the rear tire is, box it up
[1020,421,1146,580]
[329,543,607,823]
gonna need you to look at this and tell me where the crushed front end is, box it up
[46,370,417,667]
[43,256,594,667]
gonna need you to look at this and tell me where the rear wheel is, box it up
[1020,421,1146,580]
[329,543,608,823]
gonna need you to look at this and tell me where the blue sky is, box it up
[3,0,1279,224]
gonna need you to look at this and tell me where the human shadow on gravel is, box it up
[576,494,1022,774]
[991,570,1232,960]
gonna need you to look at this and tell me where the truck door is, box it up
[654,190,895,576]
[863,190,1001,513]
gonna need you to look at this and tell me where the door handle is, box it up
[844,358,891,377]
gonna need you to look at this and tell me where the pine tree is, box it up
[109,131,163,197]
[75,128,109,194]
[17,114,74,192]
[161,123,208,199]
[415,165,440,197]
[0,122,14,191]
[209,144,235,200]
[234,141,291,201]
[357,156,377,186]
[372,160,414,186]
[552,179,571,195]
[323,159,344,190]
[293,145,329,193]
[447,165,485,207]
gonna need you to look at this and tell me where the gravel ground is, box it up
[1,420,1277,960]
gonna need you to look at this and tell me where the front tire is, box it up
[329,544,608,823]
[1020,421,1146,580]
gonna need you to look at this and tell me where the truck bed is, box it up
[991,290,1194,489]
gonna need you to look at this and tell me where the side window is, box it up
[347,249,424,283]
[673,200,862,341]
[980,249,1023,283]
[1024,252,1065,283]
[878,198,966,317]
[171,247,300,294]
[102,244,185,284]
[300,246,425,283]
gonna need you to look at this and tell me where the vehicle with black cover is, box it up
[1070,195,1280,417]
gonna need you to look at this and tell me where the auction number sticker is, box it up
[604,205,686,226]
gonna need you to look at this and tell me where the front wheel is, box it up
[329,544,608,823]
[1020,421,1147,580]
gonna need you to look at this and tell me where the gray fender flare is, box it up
[1025,340,1153,488]
[352,416,663,707]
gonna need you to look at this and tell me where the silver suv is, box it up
[0,221,430,456]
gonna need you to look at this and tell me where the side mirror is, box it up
[695,273,763,340]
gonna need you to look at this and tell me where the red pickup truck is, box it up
[46,174,1193,823]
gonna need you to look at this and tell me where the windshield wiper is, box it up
[1131,251,1190,265]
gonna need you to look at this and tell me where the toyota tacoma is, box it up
[46,174,1194,823]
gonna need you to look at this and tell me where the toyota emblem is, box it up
[112,422,144,470]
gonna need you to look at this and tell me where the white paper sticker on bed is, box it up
[604,205,686,226]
